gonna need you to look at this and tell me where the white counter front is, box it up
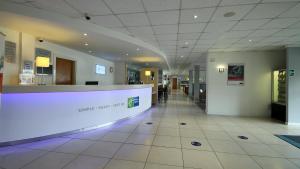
[0,85,152,144]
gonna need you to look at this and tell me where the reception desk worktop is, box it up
[0,85,152,145]
[3,84,152,93]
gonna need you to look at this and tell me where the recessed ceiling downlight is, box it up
[224,12,236,17]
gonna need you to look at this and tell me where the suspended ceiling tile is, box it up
[153,25,178,34]
[182,0,221,9]
[204,21,237,32]
[220,0,260,6]
[66,0,112,15]
[92,15,124,27]
[148,10,179,25]
[180,8,215,23]
[118,13,150,27]
[262,18,300,29]
[211,5,254,21]
[244,2,297,19]
[179,23,206,33]
[143,0,180,11]
[104,0,144,14]
[232,19,271,30]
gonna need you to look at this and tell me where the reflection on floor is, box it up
[1,91,300,169]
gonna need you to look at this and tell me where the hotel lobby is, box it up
[0,0,300,169]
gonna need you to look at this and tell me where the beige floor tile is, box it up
[208,139,246,154]
[147,147,183,166]
[216,152,261,169]
[100,132,130,142]
[126,134,155,145]
[63,155,109,169]
[239,142,282,157]
[153,135,181,148]
[82,141,122,158]
[182,149,223,169]
[104,159,144,169]
[145,163,183,169]
[253,156,299,169]
[114,144,150,162]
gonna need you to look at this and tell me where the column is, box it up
[287,47,300,125]
[188,70,193,97]
[194,65,200,102]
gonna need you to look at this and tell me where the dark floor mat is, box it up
[275,135,300,149]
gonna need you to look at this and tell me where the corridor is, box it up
[1,92,300,169]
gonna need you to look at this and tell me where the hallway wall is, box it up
[287,47,300,124]
[207,50,286,117]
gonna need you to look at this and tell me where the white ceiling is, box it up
[2,0,300,74]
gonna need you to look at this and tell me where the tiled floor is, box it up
[1,91,300,169]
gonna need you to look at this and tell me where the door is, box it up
[172,78,177,89]
[56,57,75,85]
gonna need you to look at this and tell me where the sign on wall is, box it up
[228,64,245,86]
[5,41,16,63]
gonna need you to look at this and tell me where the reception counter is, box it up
[0,85,152,145]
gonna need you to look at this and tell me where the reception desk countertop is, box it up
[3,84,153,93]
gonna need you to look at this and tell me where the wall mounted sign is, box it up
[228,64,245,86]
[289,70,295,77]
[5,41,16,63]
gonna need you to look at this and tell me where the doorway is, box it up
[172,78,177,90]
[56,57,75,85]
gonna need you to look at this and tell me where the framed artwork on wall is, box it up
[227,64,245,86]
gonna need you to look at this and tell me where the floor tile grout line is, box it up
[142,109,163,169]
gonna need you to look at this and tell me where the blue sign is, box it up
[128,96,139,108]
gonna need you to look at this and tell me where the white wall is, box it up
[114,62,127,84]
[36,42,114,85]
[0,26,115,85]
[207,50,286,117]
[287,47,300,124]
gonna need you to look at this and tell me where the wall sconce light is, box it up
[145,70,151,76]
[217,65,225,73]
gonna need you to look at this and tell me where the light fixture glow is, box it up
[84,42,89,46]
[180,55,184,58]
[36,56,50,67]
[249,39,252,42]
[83,33,88,36]
[194,15,198,19]
[184,42,189,45]
[145,70,151,76]
[126,53,129,56]
[217,65,225,73]
[136,48,140,51]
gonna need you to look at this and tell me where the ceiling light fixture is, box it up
[224,12,236,17]
[83,33,88,36]
[249,39,253,42]
[126,53,129,56]
[181,55,184,58]
[194,15,198,19]
[136,48,140,51]
[184,42,189,45]
[84,42,89,46]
